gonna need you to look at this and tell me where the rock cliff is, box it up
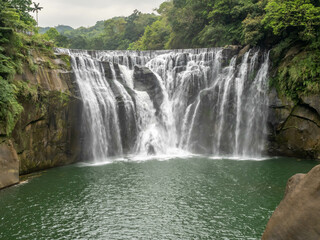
[267,89,320,160]
[0,52,82,188]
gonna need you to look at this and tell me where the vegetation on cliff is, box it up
[0,0,54,135]
[266,0,320,99]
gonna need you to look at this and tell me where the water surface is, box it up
[0,157,317,239]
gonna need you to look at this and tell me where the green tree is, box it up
[195,0,256,47]
[129,2,173,50]
[69,35,88,49]
[166,0,210,48]
[263,0,320,41]
[242,0,268,46]
[129,18,171,50]
[43,27,59,40]
[124,10,158,43]
[42,27,70,47]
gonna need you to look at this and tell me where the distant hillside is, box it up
[41,11,159,50]
[39,25,74,34]
[38,27,50,34]
[63,21,106,40]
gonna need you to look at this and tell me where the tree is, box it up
[8,0,34,24]
[128,18,171,50]
[43,27,59,40]
[32,2,43,26]
[263,0,320,41]
[123,10,158,43]
[242,0,269,46]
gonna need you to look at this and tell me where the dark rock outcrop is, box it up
[187,88,219,153]
[133,65,164,116]
[12,90,82,175]
[302,95,320,116]
[262,164,320,240]
[267,89,320,159]
[101,61,138,153]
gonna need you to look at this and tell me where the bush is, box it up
[273,49,320,99]
[0,77,23,135]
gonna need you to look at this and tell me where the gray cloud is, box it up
[33,0,165,28]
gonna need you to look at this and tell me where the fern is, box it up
[0,77,23,135]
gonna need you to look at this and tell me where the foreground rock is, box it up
[0,140,19,189]
[262,164,320,239]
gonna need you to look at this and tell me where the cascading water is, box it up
[56,47,270,161]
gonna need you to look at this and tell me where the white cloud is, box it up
[32,0,165,28]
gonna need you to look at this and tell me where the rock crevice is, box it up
[267,90,320,159]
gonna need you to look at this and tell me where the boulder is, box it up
[262,164,320,240]
[237,45,251,59]
[0,140,19,189]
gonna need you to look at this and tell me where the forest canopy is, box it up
[42,0,320,51]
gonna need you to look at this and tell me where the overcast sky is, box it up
[32,0,165,28]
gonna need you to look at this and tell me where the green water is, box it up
[0,157,317,239]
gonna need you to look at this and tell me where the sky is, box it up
[32,0,165,29]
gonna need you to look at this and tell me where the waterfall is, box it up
[56,48,270,161]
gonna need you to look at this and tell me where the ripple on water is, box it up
[0,157,317,239]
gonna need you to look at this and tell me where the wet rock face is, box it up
[101,61,138,154]
[0,140,19,189]
[133,65,164,116]
[12,91,82,175]
[262,164,320,240]
[10,57,83,175]
[267,89,320,159]
[187,88,219,154]
[302,95,320,116]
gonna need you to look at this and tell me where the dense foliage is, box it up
[265,0,320,99]
[43,11,159,50]
[132,0,272,49]
[0,0,52,135]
